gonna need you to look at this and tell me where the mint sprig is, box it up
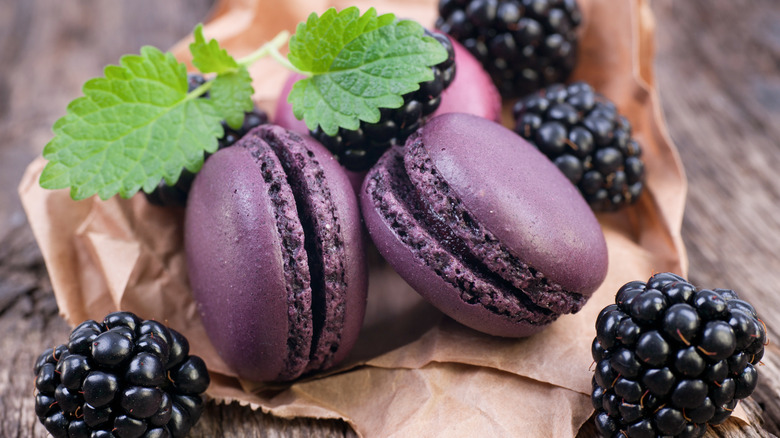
[189,24,255,130]
[40,25,259,200]
[287,7,447,136]
[40,8,446,201]
[40,46,225,200]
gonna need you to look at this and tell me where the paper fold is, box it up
[19,0,710,436]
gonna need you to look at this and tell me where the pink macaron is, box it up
[274,35,502,139]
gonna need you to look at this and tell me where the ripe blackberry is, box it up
[436,0,581,98]
[145,73,269,207]
[513,81,645,211]
[592,273,767,437]
[310,30,456,172]
[33,311,210,438]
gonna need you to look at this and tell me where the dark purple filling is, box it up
[404,137,586,314]
[367,147,557,326]
[260,129,347,374]
[243,137,313,381]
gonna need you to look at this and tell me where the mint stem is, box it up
[183,29,311,110]
[268,46,308,76]
[236,30,310,77]
[184,80,213,101]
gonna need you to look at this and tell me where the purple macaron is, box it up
[360,113,608,337]
[185,125,367,382]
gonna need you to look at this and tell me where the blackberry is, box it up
[592,273,767,437]
[513,82,645,211]
[33,311,210,438]
[310,30,456,172]
[145,73,269,207]
[436,0,581,98]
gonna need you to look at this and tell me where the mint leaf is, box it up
[287,11,447,136]
[288,7,394,74]
[190,23,240,74]
[40,46,223,200]
[210,68,254,130]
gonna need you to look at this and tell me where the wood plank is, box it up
[652,0,780,436]
[0,0,348,436]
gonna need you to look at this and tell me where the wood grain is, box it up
[653,0,780,436]
[1,0,779,436]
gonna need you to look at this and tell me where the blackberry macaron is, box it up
[185,125,367,382]
[360,113,608,337]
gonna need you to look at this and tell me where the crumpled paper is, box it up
[20,0,733,436]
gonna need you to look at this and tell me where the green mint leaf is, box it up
[40,46,223,200]
[287,11,447,136]
[288,7,395,74]
[190,23,240,74]
[210,68,254,130]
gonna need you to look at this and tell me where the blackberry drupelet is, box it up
[513,81,645,211]
[33,311,210,438]
[145,73,269,207]
[309,30,457,172]
[592,273,767,437]
[436,0,581,98]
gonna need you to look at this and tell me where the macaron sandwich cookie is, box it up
[361,113,608,337]
[185,125,367,382]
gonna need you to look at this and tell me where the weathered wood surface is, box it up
[1,0,778,436]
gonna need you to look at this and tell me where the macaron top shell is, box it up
[417,113,607,295]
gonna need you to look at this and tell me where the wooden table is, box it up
[1,0,778,436]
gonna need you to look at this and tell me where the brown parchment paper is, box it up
[20,0,748,435]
